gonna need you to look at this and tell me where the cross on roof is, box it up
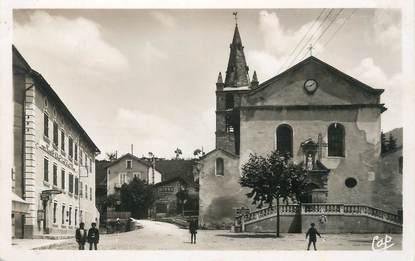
[308,44,314,56]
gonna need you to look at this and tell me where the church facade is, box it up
[198,23,402,232]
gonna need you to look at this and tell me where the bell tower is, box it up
[215,18,254,155]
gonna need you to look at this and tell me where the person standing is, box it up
[87,222,100,250]
[75,222,87,250]
[189,218,198,244]
[306,223,322,251]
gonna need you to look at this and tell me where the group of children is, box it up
[75,222,100,250]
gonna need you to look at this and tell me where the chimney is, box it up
[131,144,134,156]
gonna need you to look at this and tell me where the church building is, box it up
[198,21,402,233]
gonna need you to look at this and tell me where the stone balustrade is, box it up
[234,203,402,231]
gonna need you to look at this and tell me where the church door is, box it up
[276,124,293,156]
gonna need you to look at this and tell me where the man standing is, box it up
[75,222,87,250]
[87,222,100,250]
[189,218,198,244]
[306,223,322,250]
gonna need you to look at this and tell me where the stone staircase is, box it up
[234,203,402,233]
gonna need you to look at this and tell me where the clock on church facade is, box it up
[198,21,401,234]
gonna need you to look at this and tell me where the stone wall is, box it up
[199,149,253,229]
[238,107,391,211]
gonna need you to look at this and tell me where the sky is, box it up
[13,9,402,159]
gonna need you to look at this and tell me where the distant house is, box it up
[152,177,198,218]
[106,153,162,196]
[151,159,199,218]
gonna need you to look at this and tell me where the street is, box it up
[47,220,402,250]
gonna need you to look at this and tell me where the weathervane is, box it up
[233,12,238,25]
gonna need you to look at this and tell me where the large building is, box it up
[198,23,402,232]
[12,46,101,238]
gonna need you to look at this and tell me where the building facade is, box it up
[106,153,161,196]
[152,177,198,218]
[199,23,402,231]
[12,46,101,238]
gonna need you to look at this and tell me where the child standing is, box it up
[306,223,322,250]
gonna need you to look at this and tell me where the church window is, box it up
[215,158,224,176]
[345,177,357,188]
[276,124,293,156]
[328,123,345,157]
[225,94,234,109]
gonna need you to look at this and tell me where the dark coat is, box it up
[189,220,198,234]
[87,227,100,243]
[75,228,88,243]
[306,227,321,241]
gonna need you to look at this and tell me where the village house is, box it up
[106,153,161,196]
[12,46,100,238]
[151,176,198,218]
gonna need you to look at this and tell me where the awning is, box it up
[12,192,30,214]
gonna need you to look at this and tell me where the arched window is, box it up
[328,123,345,157]
[276,124,293,156]
[216,158,224,176]
[225,94,234,109]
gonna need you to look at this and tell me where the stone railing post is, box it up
[241,215,245,232]
[339,204,344,214]
[301,204,306,215]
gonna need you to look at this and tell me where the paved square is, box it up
[41,220,402,251]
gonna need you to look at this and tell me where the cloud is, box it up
[348,57,402,130]
[372,9,401,50]
[246,50,284,81]
[110,108,214,159]
[151,11,176,28]
[14,11,129,79]
[140,41,168,61]
[258,10,324,58]
[248,10,325,82]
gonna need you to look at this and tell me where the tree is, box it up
[103,194,119,209]
[193,149,202,158]
[388,133,397,151]
[381,131,388,153]
[119,177,154,218]
[240,150,310,237]
[106,151,117,161]
[174,148,183,159]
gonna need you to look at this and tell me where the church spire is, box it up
[224,18,250,88]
